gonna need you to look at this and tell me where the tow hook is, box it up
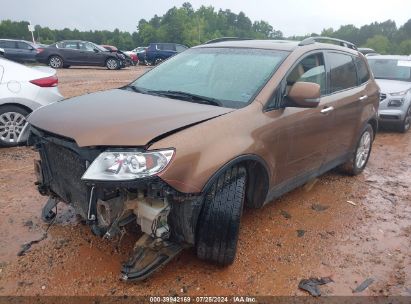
[120,234,183,281]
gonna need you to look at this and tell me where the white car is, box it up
[0,58,63,146]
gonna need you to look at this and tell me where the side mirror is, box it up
[287,82,321,108]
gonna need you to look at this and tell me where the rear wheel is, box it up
[48,55,63,69]
[154,58,163,65]
[106,58,119,70]
[196,166,246,265]
[398,106,411,133]
[0,105,29,147]
[340,124,373,175]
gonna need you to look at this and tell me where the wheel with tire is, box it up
[398,106,411,133]
[0,105,30,147]
[196,165,246,265]
[48,55,64,69]
[106,58,119,70]
[340,124,374,175]
[154,58,163,65]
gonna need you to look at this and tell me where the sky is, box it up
[1,0,410,36]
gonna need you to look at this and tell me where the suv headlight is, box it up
[82,149,174,181]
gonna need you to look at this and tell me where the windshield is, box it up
[368,59,411,81]
[129,47,288,108]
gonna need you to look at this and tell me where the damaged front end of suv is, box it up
[29,126,204,281]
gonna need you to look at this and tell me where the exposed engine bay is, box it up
[30,127,204,281]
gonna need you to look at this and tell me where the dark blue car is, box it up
[142,43,188,65]
[0,39,43,63]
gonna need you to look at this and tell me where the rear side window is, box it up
[328,52,357,93]
[63,42,78,49]
[355,57,370,84]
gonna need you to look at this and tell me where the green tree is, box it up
[364,35,392,54]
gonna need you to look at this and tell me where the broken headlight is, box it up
[81,149,174,181]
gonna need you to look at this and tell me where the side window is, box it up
[63,42,78,49]
[328,52,357,93]
[354,56,370,85]
[17,42,32,50]
[176,45,187,52]
[286,53,326,95]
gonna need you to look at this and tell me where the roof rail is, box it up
[299,36,357,50]
[204,37,253,44]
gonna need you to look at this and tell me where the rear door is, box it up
[16,41,36,62]
[61,41,82,64]
[322,51,364,164]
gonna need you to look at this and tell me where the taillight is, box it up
[36,48,44,54]
[30,75,58,87]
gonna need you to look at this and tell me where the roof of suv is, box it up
[197,39,359,54]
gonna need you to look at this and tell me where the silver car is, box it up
[0,58,63,146]
[367,55,411,132]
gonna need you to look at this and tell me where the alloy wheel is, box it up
[355,130,371,169]
[0,111,26,144]
[107,59,118,70]
[49,56,62,68]
[404,107,411,131]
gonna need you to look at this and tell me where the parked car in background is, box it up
[36,40,127,70]
[101,44,134,66]
[143,42,188,65]
[24,37,378,280]
[0,58,63,146]
[358,47,379,57]
[129,46,147,64]
[368,55,411,132]
[0,39,44,63]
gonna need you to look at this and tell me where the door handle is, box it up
[359,95,368,101]
[320,106,334,114]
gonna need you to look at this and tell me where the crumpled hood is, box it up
[28,89,234,147]
[375,79,411,94]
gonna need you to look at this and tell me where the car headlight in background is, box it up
[388,99,404,107]
[390,89,409,97]
[82,149,174,181]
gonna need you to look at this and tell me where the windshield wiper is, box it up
[125,85,149,94]
[147,90,223,107]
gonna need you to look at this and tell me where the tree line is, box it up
[0,2,410,54]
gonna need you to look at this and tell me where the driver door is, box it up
[269,52,335,185]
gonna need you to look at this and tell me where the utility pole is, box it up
[28,22,35,44]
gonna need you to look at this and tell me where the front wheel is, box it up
[106,58,119,70]
[340,124,374,175]
[0,105,29,147]
[196,166,246,265]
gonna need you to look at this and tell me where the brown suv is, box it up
[24,37,379,281]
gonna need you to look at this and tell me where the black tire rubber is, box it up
[196,165,246,266]
[339,124,374,176]
[48,55,64,69]
[398,106,411,133]
[0,105,30,147]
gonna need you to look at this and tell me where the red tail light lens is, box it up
[30,75,58,87]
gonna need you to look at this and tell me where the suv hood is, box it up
[28,89,234,147]
[375,79,411,94]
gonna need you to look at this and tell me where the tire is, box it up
[0,105,30,147]
[398,106,411,133]
[196,165,247,265]
[48,55,64,69]
[154,58,163,65]
[340,124,374,175]
[106,58,119,70]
